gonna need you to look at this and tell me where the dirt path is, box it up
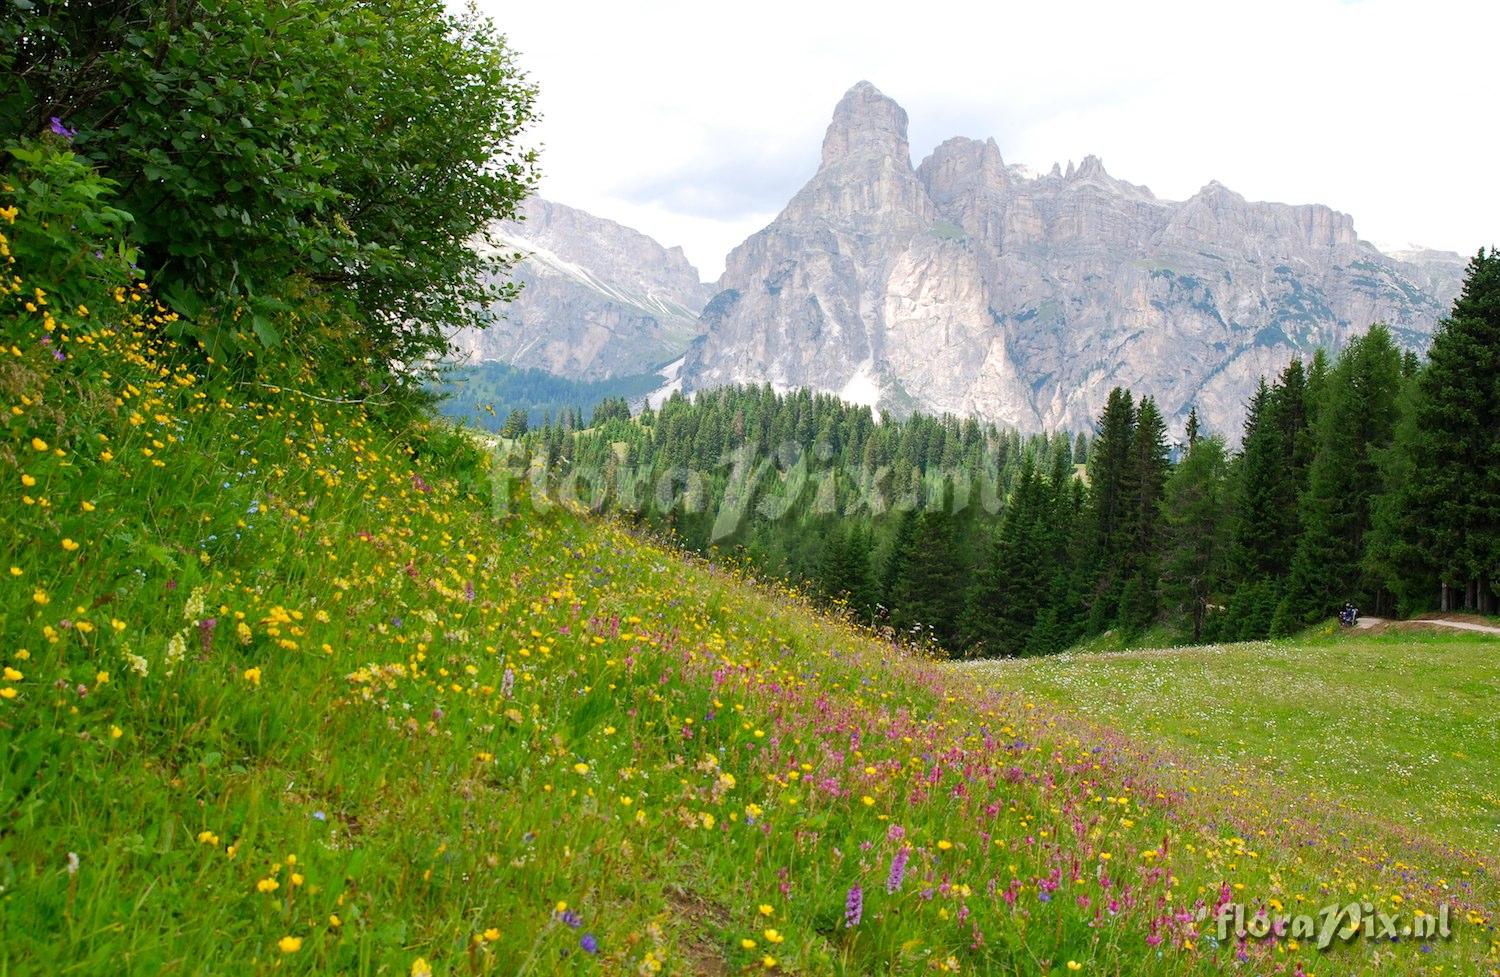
[1355,616,1500,635]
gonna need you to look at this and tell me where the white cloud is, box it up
[478,0,1498,280]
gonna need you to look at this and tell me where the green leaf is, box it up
[162,285,204,318]
[251,314,281,348]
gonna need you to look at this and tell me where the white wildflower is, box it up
[124,650,149,678]
[164,630,187,675]
[183,586,207,622]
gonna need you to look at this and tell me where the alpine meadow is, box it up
[2,2,1498,977]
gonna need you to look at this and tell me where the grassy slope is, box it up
[966,631,1500,852]
[2,312,1498,976]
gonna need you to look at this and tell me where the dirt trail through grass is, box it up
[1356,616,1500,635]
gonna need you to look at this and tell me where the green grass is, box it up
[5,291,1500,975]
[965,629,1500,851]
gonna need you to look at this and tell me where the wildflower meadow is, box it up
[2,161,1497,975]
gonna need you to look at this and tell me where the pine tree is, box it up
[1273,358,1315,489]
[881,509,920,614]
[1117,397,1169,634]
[1280,326,1404,628]
[817,525,877,619]
[1364,369,1426,613]
[1224,360,1315,638]
[499,407,529,438]
[1376,249,1500,612]
[1230,380,1282,580]
[1084,388,1137,628]
[1162,436,1231,641]
[964,455,1051,655]
[890,499,966,649]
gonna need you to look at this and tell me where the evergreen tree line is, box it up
[435,361,661,435]
[517,251,1499,654]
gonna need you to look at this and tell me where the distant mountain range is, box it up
[458,83,1466,436]
[451,198,711,380]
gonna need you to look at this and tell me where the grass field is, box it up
[4,275,1499,973]
[963,630,1500,854]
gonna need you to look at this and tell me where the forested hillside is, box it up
[434,360,663,435]
[521,264,1500,653]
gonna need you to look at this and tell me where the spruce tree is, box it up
[1162,436,1231,641]
[1084,388,1137,629]
[890,499,966,649]
[1225,380,1284,638]
[1364,369,1427,613]
[964,455,1051,655]
[1377,249,1500,612]
[1117,397,1169,634]
[499,407,529,439]
[1280,326,1404,628]
[881,509,921,614]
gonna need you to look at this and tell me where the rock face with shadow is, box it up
[453,198,712,380]
[680,81,1463,435]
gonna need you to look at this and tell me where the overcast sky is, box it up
[477,0,1497,281]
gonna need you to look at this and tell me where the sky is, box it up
[475,0,1498,281]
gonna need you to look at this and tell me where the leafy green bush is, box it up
[3,0,538,374]
[2,138,137,315]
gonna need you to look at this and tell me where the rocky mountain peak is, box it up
[1192,179,1242,205]
[917,137,1008,196]
[1075,154,1107,180]
[680,82,1458,436]
[820,80,911,169]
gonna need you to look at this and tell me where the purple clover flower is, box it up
[580,933,599,954]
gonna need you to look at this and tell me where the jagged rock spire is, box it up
[820,81,911,169]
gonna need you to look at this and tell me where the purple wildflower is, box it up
[580,933,599,954]
[886,846,910,894]
[844,884,863,928]
[49,117,77,140]
[559,909,582,929]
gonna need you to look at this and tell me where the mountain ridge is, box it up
[451,198,713,380]
[458,83,1465,436]
[679,81,1464,434]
